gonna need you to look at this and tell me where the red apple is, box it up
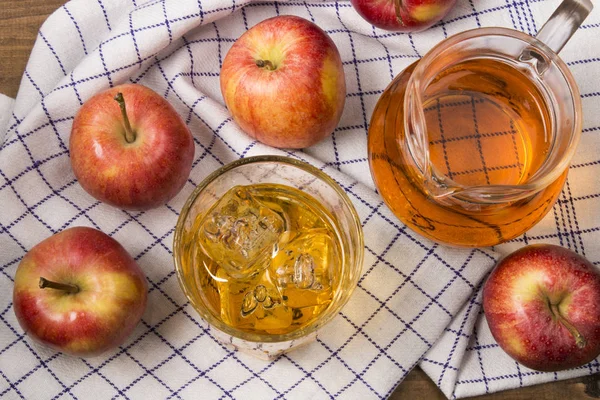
[483,244,600,371]
[70,84,195,210]
[350,0,457,32]
[13,227,148,357]
[220,15,346,149]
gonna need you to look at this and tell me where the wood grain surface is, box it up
[1,1,598,399]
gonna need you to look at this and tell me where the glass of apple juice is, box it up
[173,156,364,359]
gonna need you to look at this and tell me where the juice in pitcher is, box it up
[368,22,586,247]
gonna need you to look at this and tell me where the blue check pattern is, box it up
[0,0,599,399]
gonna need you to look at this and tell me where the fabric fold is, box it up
[0,94,16,144]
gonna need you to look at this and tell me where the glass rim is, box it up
[406,27,583,201]
[173,155,364,343]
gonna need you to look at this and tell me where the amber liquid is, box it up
[369,59,567,247]
[183,184,341,335]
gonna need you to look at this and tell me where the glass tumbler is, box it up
[173,156,364,359]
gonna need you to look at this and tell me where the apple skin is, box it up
[350,0,457,32]
[220,15,346,149]
[70,84,195,210]
[483,244,600,372]
[13,227,148,357]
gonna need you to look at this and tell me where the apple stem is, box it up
[255,59,276,71]
[550,303,587,349]
[39,277,79,294]
[394,0,406,26]
[114,92,136,144]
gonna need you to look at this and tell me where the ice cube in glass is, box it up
[198,186,285,279]
[270,228,339,309]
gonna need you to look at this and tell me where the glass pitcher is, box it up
[368,0,593,247]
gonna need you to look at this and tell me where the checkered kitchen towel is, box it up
[1,0,599,398]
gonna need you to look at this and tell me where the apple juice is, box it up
[368,59,567,246]
[183,184,342,335]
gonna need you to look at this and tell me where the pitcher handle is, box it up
[535,0,593,54]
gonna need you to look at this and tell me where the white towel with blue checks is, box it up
[1,0,599,398]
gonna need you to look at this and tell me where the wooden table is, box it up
[1,1,598,399]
